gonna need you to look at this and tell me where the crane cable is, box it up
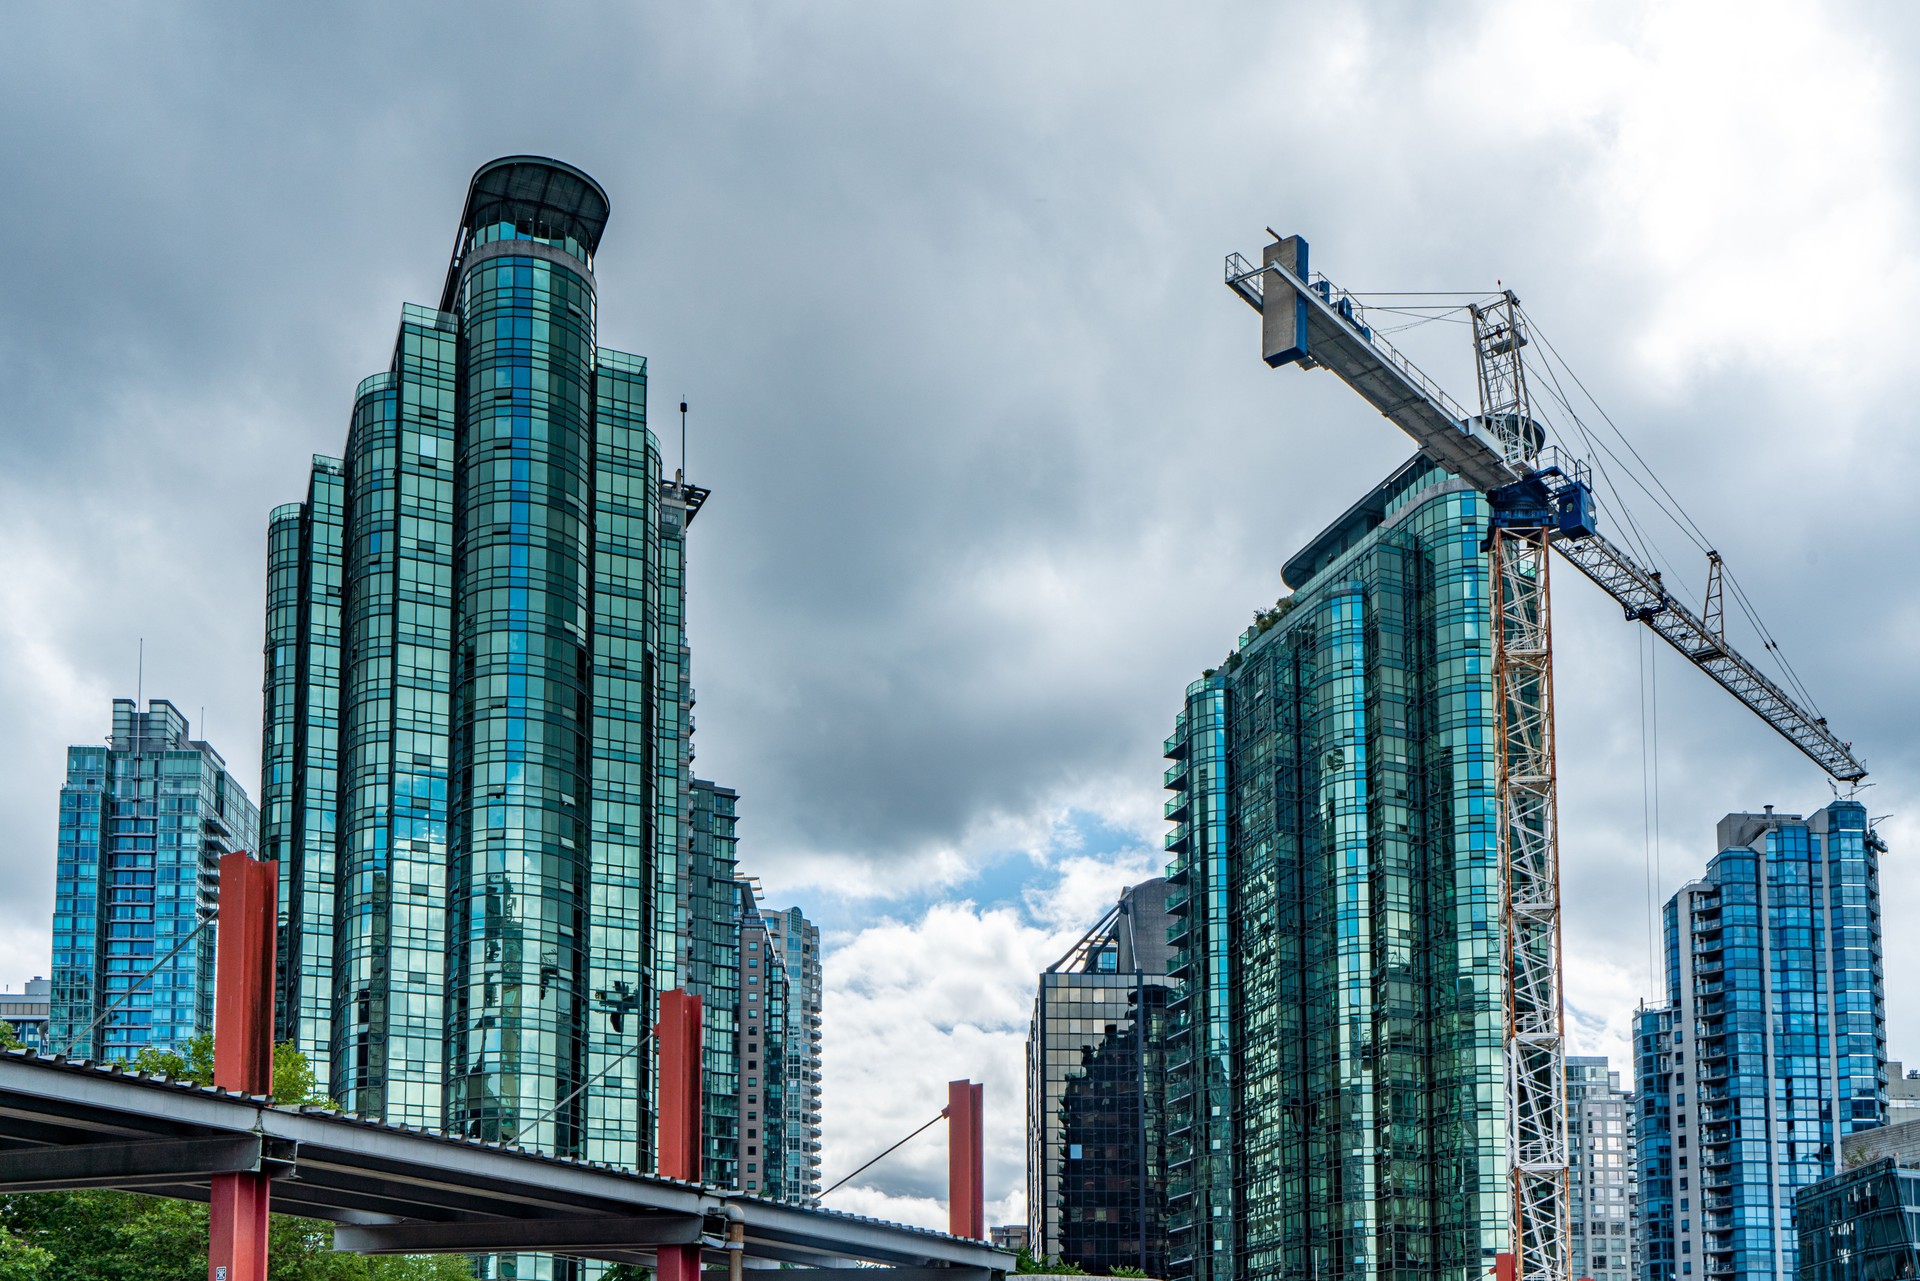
[1519,308,1827,718]
[1640,630,1665,995]
[820,1108,948,1199]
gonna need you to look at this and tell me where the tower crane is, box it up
[1224,234,1866,1281]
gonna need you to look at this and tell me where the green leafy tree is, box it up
[0,1022,22,1053]
[0,1227,51,1281]
[1013,1248,1086,1275]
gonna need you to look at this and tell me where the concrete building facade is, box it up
[765,906,823,1203]
[1567,1056,1634,1281]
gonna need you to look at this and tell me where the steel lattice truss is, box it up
[1492,529,1570,1281]
[1551,530,1865,780]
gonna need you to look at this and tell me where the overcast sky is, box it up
[3,0,1919,1231]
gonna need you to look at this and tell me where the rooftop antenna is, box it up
[678,398,689,484]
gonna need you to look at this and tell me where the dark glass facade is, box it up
[1163,457,1506,1281]
[1638,802,1887,1281]
[50,700,258,1062]
[687,778,741,1187]
[1027,879,1175,1276]
[1635,1004,1677,1281]
[1794,1158,1920,1281]
[262,160,683,1186]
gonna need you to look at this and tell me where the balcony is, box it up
[1164,762,1189,791]
[1164,734,1187,760]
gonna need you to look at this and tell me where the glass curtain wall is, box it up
[262,162,673,1218]
[1165,459,1506,1281]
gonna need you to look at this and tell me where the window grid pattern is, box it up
[1646,802,1886,1281]
[444,254,597,1154]
[1166,473,1506,1281]
[687,779,741,1187]
[50,701,257,1062]
[765,907,824,1203]
[1565,1057,1633,1281]
[584,348,657,1170]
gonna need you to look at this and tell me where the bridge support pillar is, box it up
[656,990,704,1281]
[208,851,277,1281]
[947,1080,983,1240]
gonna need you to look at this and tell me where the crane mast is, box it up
[1225,234,1866,1281]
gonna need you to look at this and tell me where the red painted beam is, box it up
[656,990,704,1281]
[947,1080,983,1241]
[209,852,278,1281]
[213,853,276,1095]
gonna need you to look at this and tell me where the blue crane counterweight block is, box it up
[1488,470,1597,539]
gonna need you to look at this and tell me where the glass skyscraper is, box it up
[50,699,258,1062]
[1635,802,1886,1281]
[1163,456,1505,1281]
[1027,879,1175,1277]
[686,778,742,1187]
[764,905,824,1205]
[262,157,704,1179]
[1634,1004,1677,1281]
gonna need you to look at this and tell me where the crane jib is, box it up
[1226,233,1866,785]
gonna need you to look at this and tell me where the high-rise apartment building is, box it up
[736,885,789,1199]
[50,699,258,1062]
[1027,879,1175,1276]
[765,906,824,1204]
[1633,1004,1676,1281]
[1567,1057,1633,1281]
[1162,456,1505,1281]
[261,157,705,1173]
[0,979,52,1054]
[1634,802,1886,1281]
[687,779,741,1187]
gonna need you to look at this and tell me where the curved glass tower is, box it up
[264,159,679,1181]
[1163,457,1507,1281]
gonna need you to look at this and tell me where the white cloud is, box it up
[817,848,1155,1223]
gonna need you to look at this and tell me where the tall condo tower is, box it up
[764,905,824,1204]
[51,699,257,1062]
[1635,802,1886,1281]
[1162,456,1505,1281]
[262,158,694,1174]
[1564,1057,1634,1281]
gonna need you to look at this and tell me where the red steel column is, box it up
[656,990,704,1281]
[947,1079,983,1240]
[209,852,277,1281]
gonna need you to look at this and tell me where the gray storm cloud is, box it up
[2,0,1918,1216]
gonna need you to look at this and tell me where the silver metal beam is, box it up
[334,1214,705,1255]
